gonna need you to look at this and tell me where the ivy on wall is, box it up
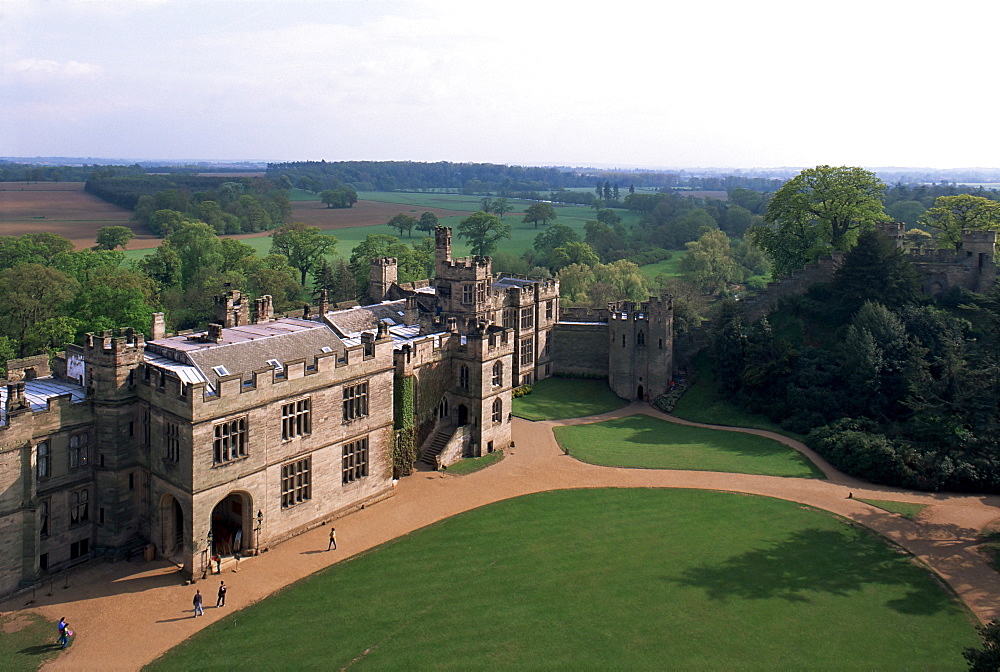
[393,374,417,478]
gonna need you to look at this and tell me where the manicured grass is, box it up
[0,612,65,670]
[444,450,504,475]
[147,489,978,670]
[857,499,928,521]
[672,351,799,437]
[554,414,824,478]
[511,377,626,421]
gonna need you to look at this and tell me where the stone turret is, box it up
[607,296,673,401]
[369,257,398,303]
[214,289,250,327]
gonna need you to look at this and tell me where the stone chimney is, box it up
[206,323,223,343]
[150,313,166,340]
[255,295,274,324]
[318,290,329,316]
[5,381,28,416]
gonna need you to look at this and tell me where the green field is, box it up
[637,252,686,280]
[0,612,65,670]
[146,489,978,670]
[511,377,626,421]
[554,414,823,478]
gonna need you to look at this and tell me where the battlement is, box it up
[83,329,145,356]
[608,296,672,320]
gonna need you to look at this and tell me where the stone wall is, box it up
[551,322,609,377]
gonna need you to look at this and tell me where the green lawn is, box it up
[147,489,978,670]
[0,612,65,670]
[511,377,626,421]
[554,414,823,478]
[444,450,504,475]
[637,252,687,281]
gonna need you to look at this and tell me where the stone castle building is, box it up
[0,227,673,597]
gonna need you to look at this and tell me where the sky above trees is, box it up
[2,0,997,169]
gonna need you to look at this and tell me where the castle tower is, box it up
[369,257,398,303]
[435,226,453,274]
[607,296,673,401]
[82,329,147,556]
[961,229,998,291]
[877,222,906,249]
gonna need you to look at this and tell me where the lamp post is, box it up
[203,529,213,579]
[254,510,263,553]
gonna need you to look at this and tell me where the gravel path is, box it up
[6,402,999,671]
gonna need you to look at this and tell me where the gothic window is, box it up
[492,361,503,387]
[343,382,369,421]
[459,365,470,389]
[637,331,645,346]
[69,433,89,469]
[342,437,369,484]
[213,417,248,464]
[492,398,503,424]
[70,488,89,526]
[282,398,312,439]
[165,422,180,463]
[39,499,49,537]
[281,457,312,508]
[37,441,50,479]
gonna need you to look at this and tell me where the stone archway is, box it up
[158,494,185,561]
[210,492,250,557]
[637,385,644,401]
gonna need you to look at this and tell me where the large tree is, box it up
[269,222,338,285]
[416,211,439,235]
[679,229,742,295]
[919,194,1000,250]
[457,212,511,256]
[0,264,79,355]
[94,226,134,250]
[387,213,417,238]
[751,165,889,276]
[522,203,557,229]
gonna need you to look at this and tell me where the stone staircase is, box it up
[420,427,455,468]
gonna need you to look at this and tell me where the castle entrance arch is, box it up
[210,492,250,557]
[636,385,644,401]
[158,494,185,561]
[457,404,469,426]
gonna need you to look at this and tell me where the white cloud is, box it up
[6,58,102,77]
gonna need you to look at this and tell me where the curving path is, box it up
[5,402,1000,671]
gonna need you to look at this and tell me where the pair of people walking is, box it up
[192,582,227,617]
[57,617,73,648]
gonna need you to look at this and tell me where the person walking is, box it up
[193,589,204,617]
[57,621,72,649]
[327,526,337,551]
[217,581,227,607]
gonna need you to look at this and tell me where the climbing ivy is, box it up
[392,374,417,478]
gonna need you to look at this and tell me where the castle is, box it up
[0,228,672,597]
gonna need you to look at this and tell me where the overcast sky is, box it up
[2,0,997,169]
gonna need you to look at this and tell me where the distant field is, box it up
[0,182,146,250]
[637,253,686,280]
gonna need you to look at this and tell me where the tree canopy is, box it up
[269,222,338,285]
[919,194,1000,250]
[95,226,135,250]
[750,165,889,276]
[522,203,557,229]
[457,211,511,256]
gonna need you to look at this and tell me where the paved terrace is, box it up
[4,403,1000,671]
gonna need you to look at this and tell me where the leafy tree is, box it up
[963,619,1000,671]
[491,197,512,218]
[0,336,15,376]
[550,241,599,271]
[919,194,1000,250]
[95,226,134,250]
[457,212,511,256]
[0,264,78,356]
[68,266,158,338]
[387,213,417,238]
[480,196,494,213]
[0,232,74,270]
[148,209,187,237]
[679,230,742,295]
[522,203,557,229]
[313,258,336,294]
[596,208,621,228]
[319,187,358,208]
[556,263,595,303]
[269,222,338,285]
[330,258,357,303]
[167,221,224,283]
[751,165,889,275]
[417,211,439,235]
[137,240,183,287]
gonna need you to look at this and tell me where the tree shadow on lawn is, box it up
[671,527,953,616]
[599,416,799,459]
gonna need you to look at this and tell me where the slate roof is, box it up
[323,301,409,338]
[0,377,86,424]
[147,318,344,388]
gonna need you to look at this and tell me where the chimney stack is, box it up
[151,313,166,340]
